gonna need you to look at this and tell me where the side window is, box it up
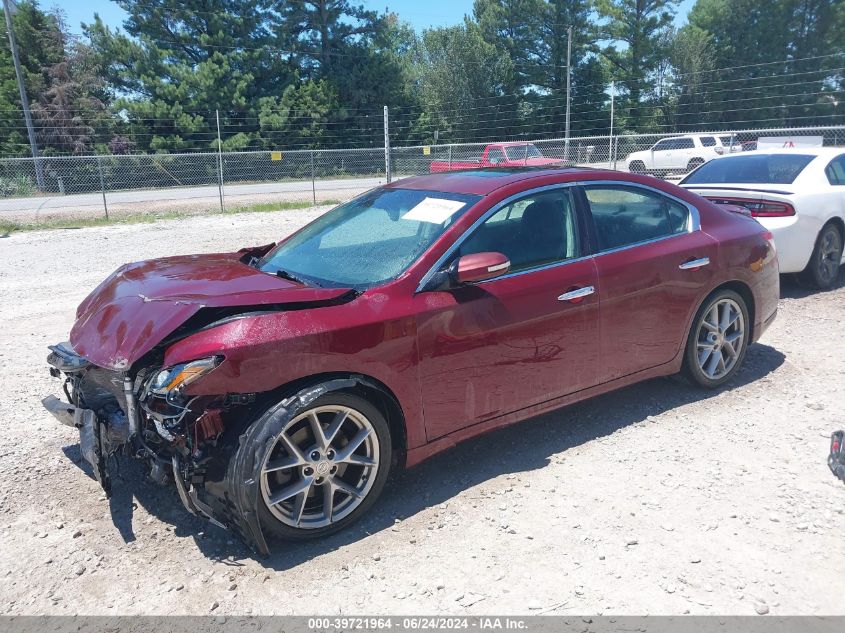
[584,185,691,252]
[487,148,505,165]
[825,155,845,185]
[677,138,695,149]
[458,189,580,272]
[700,136,716,147]
[653,139,672,151]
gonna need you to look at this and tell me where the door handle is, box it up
[679,257,710,270]
[558,286,595,302]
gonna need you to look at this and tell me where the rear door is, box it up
[667,137,696,170]
[651,139,673,169]
[415,185,600,440]
[578,183,718,382]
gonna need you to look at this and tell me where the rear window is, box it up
[682,154,815,184]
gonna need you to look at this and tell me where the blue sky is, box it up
[62,0,696,35]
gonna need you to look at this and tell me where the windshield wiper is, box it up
[276,268,320,287]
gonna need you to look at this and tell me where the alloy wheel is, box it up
[695,298,746,380]
[817,226,842,286]
[260,405,380,529]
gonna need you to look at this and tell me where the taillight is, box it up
[747,201,795,217]
[706,197,795,218]
[714,147,724,155]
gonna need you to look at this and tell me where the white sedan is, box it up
[680,148,845,289]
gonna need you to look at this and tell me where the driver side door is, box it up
[414,186,600,440]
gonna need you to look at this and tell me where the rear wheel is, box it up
[686,158,705,172]
[682,289,750,388]
[254,392,391,540]
[801,222,842,289]
[629,160,646,174]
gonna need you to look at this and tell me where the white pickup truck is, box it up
[625,134,726,175]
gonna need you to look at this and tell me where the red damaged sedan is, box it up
[43,167,779,553]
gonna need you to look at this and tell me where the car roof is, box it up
[494,141,537,147]
[383,167,606,196]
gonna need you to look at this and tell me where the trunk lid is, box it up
[70,252,352,370]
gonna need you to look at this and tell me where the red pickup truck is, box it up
[429,142,564,173]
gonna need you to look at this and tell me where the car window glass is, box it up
[584,185,690,252]
[653,140,672,151]
[260,188,480,288]
[678,138,695,149]
[487,148,505,164]
[504,144,542,161]
[825,155,845,185]
[458,189,580,272]
[700,136,716,147]
[682,154,815,184]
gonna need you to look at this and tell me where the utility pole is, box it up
[383,105,391,183]
[609,80,615,169]
[215,109,225,212]
[3,0,44,189]
[564,25,572,162]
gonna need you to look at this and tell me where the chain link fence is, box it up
[1,124,843,225]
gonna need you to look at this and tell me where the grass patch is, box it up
[224,199,339,214]
[0,219,22,236]
[0,198,340,234]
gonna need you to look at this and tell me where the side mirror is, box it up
[450,252,510,284]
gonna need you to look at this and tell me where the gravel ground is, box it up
[0,206,843,616]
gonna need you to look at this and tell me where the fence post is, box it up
[215,109,225,212]
[310,150,316,205]
[97,156,109,220]
[448,145,452,170]
[383,105,391,183]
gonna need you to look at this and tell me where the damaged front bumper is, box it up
[42,342,269,553]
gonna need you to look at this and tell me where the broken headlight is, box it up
[149,357,220,397]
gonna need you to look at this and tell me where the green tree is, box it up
[687,0,844,127]
[535,0,609,136]
[0,1,62,156]
[257,79,340,149]
[596,0,679,131]
[85,0,285,152]
[473,0,545,92]
[0,2,111,157]
[407,21,516,143]
[664,25,716,129]
[267,1,412,141]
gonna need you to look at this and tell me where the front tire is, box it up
[252,391,392,541]
[801,222,842,289]
[682,289,750,388]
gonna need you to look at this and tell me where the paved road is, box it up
[0,176,387,215]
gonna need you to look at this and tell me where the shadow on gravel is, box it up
[62,342,785,569]
[779,271,844,299]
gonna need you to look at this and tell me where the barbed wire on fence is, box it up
[1,124,843,225]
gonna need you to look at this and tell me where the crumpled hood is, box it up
[70,252,352,370]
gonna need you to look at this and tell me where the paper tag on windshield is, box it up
[402,197,466,224]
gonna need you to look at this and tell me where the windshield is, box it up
[682,154,815,185]
[259,188,480,289]
[504,144,542,161]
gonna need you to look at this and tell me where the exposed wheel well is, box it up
[266,372,407,461]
